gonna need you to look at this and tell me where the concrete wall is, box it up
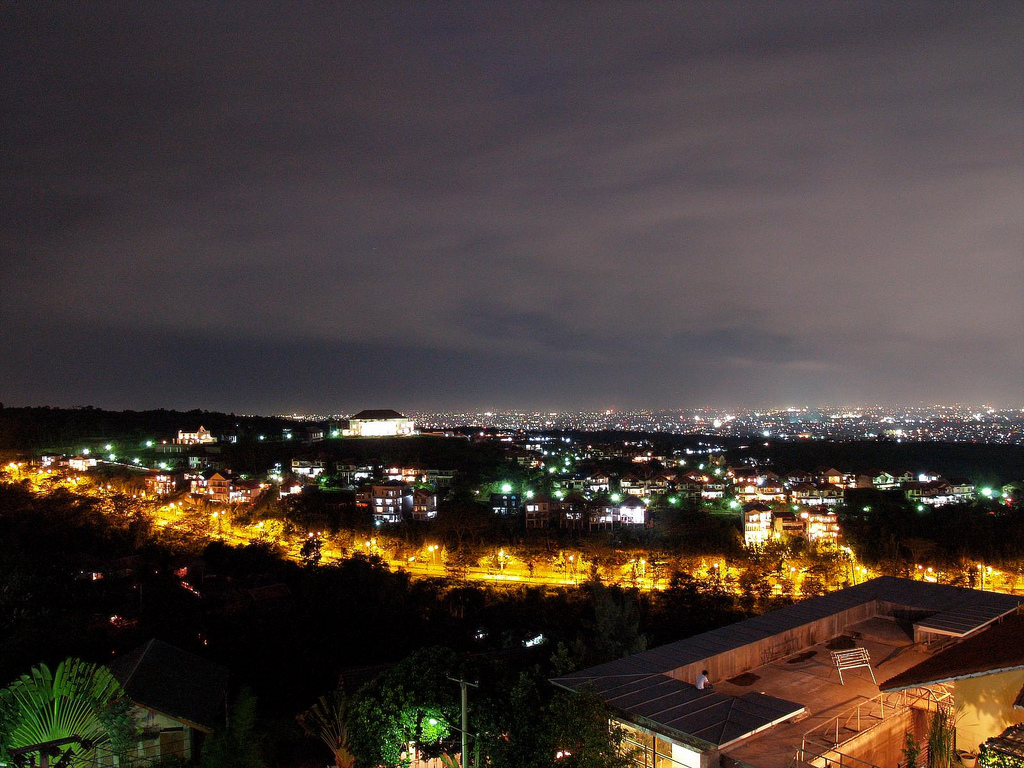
[955,669,1024,751]
[669,600,879,685]
[816,707,924,768]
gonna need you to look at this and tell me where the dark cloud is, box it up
[2,2,1021,411]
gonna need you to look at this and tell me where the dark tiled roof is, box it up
[557,673,803,748]
[350,409,407,420]
[110,639,230,732]
[880,614,1024,691]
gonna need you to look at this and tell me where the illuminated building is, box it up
[342,410,415,437]
[174,426,216,445]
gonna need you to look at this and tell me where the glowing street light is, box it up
[501,483,512,493]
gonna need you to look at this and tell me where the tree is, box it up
[348,647,462,768]
[0,658,138,767]
[542,688,634,768]
[300,533,324,567]
[198,688,267,768]
[297,689,355,768]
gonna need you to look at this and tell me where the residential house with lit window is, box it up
[228,479,266,505]
[589,495,648,531]
[815,467,851,487]
[412,489,438,521]
[782,470,813,487]
[336,462,374,487]
[558,493,588,531]
[585,472,611,494]
[525,494,556,529]
[743,503,774,547]
[620,473,651,500]
[174,426,216,445]
[191,471,231,503]
[372,482,412,524]
[772,512,806,539]
[801,510,840,543]
[947,478,976,501]
[291,457,327,479]
[69,455,98,472]
[145,471,182,497]
[490,492,521,517]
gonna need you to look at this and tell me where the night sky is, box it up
[3,3,1022,413]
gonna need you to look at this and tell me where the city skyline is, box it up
[3,3,1022,412]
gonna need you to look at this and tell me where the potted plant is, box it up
[958,750,978,768]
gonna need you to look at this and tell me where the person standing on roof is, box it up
[696,670,713,690]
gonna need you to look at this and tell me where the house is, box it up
[772,513,806,539]
[228,479,266,505]
[585,473,611,494]
[291,457,327,478]
[412,488,438,521]
[191,471,231,503]
[619,473,649,500]
[860,470,898,490]
[424,468,456,487]
[788,483,820,506]
[525,494,556,529]
[372,482,412,524]
[558,493,588,531]
[336,462,374,486]
[743,503,774,547]
[815,468,847,487]
[947,478,977,501]
[782,470,813,487]
[589,495,648,530]
[553,578,1023,768]
[174,426,216,445]
[342,409,415,437]
[801,510,840,543]
[144,471,182,497]
[69,455,98,472]
[881,613,1024,752]
[110,639,229,764]
[490,492,521,517]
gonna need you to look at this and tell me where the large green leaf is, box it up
[0,658,139,766]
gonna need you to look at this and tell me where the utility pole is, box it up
[448,676,478,767]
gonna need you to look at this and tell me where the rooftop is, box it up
[554,578,1023,767]
[881,613,1024,691]
[110,639,230,732]
[716,616,931,768]
[350,409,408,420]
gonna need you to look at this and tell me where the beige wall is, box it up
[128,706,194,762]
[669,600,878,685]
[955,669,1024,751]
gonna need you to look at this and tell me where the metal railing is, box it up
[797,686,953,768]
